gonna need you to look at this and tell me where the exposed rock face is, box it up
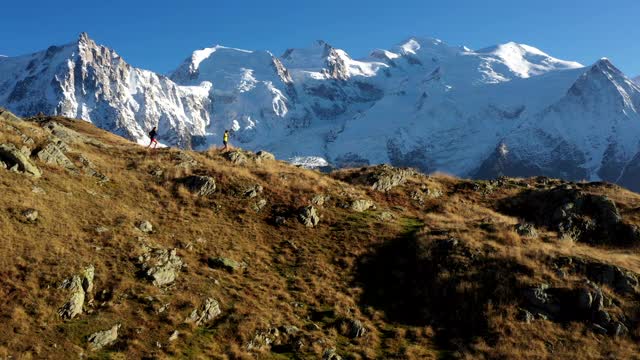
[555,256,639,295]
[521,282,630,335]
[78,154,110,183]
[256,150,276,162]
[21,208,39,222]
[88,324,120,350]
[185,298,222,326]
[499,187,640,246]
[350,199,375,212]
[137,220,153,233]
[342,318,366,338]
[323,348,342,360]
[57,276,85,320]
[298,206,320,227]
[243,184,263,198]
[224,150,248,165]
[36,142,75,170]
[336,165,414,192]
[181,175,217,196]
[58,265,95,320]
[208,257,244,273]
[137,244,184,287]
[0,143,41,177]
[514,223,537,238]
[1,34,210,148]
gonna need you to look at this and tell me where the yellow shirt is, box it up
[223,133,229,142]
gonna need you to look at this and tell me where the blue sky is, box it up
[1,0,639,76]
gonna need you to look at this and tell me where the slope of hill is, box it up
[2,109,640,359]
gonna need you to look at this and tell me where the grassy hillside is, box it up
[1,112,640,359]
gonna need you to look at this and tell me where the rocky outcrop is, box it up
[224,150,248,165]
[36,142,75,170]
[499,186,640,246]
[256,150,276,162]
[298,206,320,227]
[137,220,153,233]
[137,244,184,287]
[88,324,120,350]
[208,257,245,273]
[350,199,375,212]
[335,164,414,192]
[0,143,41,177]
[181,175,217,196]
[58,265,95,320]
[185,298,222,326]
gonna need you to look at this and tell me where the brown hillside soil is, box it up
[0,113,640,359]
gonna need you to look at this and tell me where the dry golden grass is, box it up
[0,115,639,359]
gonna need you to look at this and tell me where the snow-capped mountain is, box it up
[634,76,640,85]
[2,34,640,191]
[0,33,211,147]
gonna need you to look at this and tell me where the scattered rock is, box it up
[298,206,320,227]
[137,244,184,287]
[185,298,222,326]
[274,216,287,226]
[21,208,38,223]
[88,324,120,350]
[208,257,245,273]
[350,199,375,212]
[137,220,153,233]
[181,175,216,196]
[0,143,42,177]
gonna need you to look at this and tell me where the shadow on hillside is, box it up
[496,186,640,247]
[354,230,531,344]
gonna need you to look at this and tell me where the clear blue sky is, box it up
[1,0,639,77]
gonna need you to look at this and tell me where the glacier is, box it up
[2,33,640,190]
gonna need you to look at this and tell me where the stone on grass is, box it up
[208,257,244,273]
[137,220,153,233]
[185,298,222,326]
[88,324,120,350]
[182,175,216,196]
[138,244,184,287]
[350,199,375,212]
[0,143,41,177]
[298,206,320,228]
[22,208,39,222]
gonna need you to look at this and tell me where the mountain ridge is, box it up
[2,33,640,190]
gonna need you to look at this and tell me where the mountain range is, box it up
[1,33,640,190]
